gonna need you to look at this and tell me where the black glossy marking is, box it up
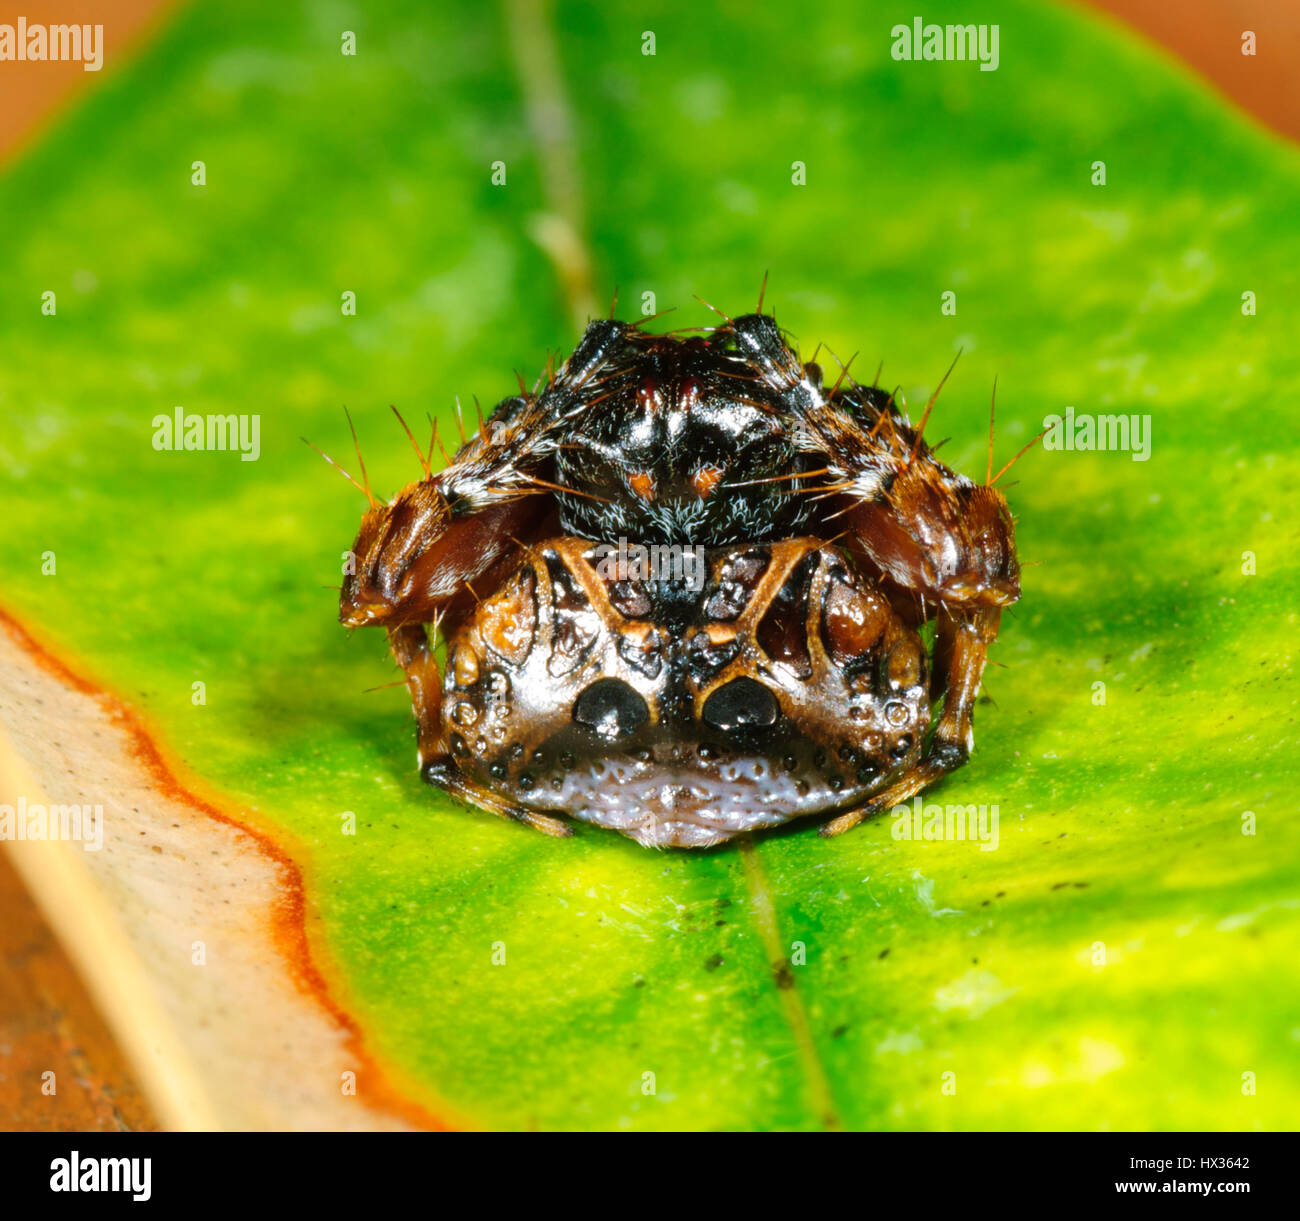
[757,551,816,678]
[617,627,663,679]
[701,677,779,732]
[687,631,740,678]
[704,549,770,621]
[573,678,649,739]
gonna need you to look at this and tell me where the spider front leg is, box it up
[386,603,572,840]
[820,603,1002,836]
[384,622,445,772]
[337,398,559,774]
[344,487,548,764]
[817,445,1022,837]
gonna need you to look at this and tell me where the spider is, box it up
[329,294,1034,848]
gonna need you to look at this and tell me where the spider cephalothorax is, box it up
[548,323,821,546]
[332,296,1033,847]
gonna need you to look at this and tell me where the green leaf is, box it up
[2,0,1297,1129]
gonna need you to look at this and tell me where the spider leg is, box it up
[339,394,562,781]
[386,622,446,773]
[795,383,1018,839]
[423,762,573,838]
[819,605,1000,836]
[359,495,549,771]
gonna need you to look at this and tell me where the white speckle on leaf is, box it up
[876,1029,924,1055]
[934,969,1016,1017]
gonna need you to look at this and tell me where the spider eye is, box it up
[701,677,780,732]
[573,679,649,739]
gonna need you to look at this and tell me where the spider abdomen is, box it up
[433,536,929,848]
